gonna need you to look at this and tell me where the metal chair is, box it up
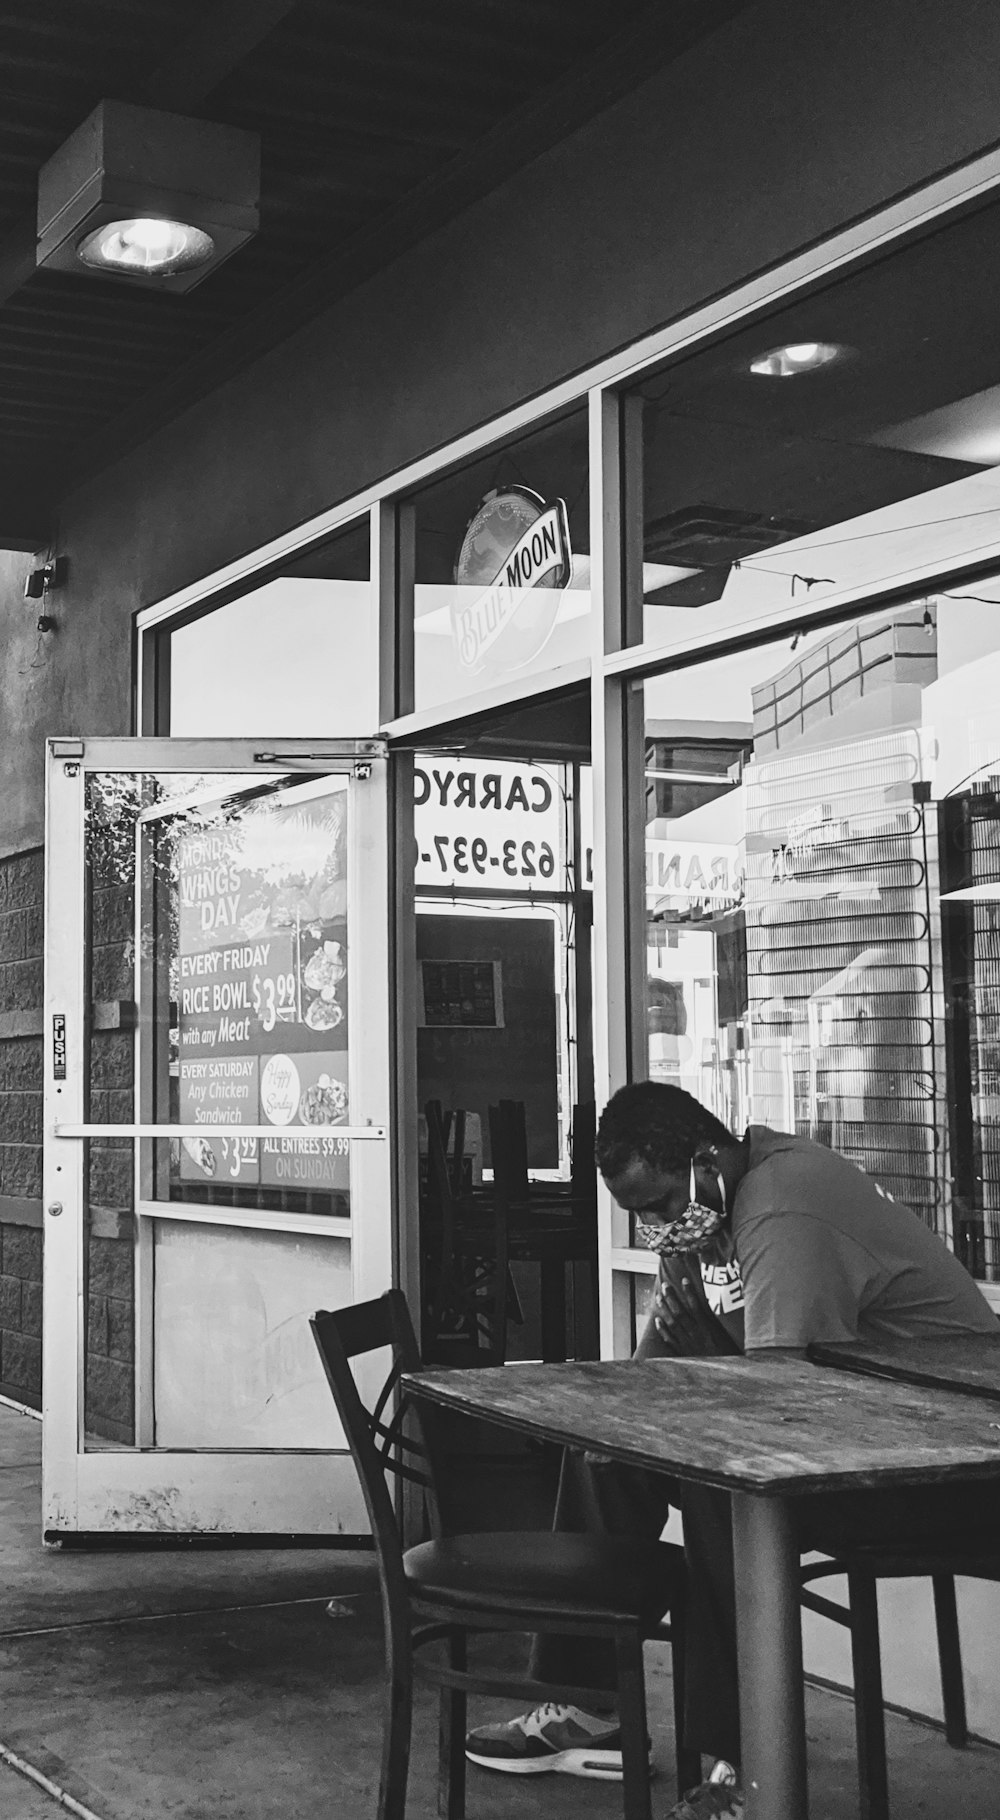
[311,1289,699,1820]
[801,1540,1000,1819]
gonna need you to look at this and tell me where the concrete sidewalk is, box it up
[1,1401,997,1819]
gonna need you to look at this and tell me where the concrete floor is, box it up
[1,1402,998,1819]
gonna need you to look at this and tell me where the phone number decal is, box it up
[417,834,556,881]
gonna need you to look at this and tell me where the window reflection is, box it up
[628,196,1000,653]
[168,519,373,736]
[407,407,590,715]
[642,586,1000,1280]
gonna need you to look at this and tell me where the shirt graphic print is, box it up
[700,1256,746,1317]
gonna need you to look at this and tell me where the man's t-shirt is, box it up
[731,1125,996,1350]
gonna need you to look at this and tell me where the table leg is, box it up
[731,1493,808,1820]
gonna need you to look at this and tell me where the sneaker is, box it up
[666,1778,745,1819]
[465,1702,640,1779]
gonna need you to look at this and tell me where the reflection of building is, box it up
[645,724,751,1131]
[647,607,1000,1275]
[744,610,946,1233]
[939,768,1000,1277]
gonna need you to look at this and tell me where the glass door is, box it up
[42,737,391,1537]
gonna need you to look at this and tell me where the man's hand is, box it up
[653,1270,726,1356]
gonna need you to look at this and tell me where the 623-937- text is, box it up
[418,834,556,879]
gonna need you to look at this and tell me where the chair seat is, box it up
[405,1530,683,1624]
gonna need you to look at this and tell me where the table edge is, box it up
[403,1371,1000,1499]
[808,1344,1000,1401]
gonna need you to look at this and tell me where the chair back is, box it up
[311,1291,444,1572]
[424,1099,464,1339]
[570,1100,598,1209]
[425,1101,510,1365]
[424,1098,468,1198]
[489,1099,530,1202]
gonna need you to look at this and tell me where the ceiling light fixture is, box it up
[36,101,259,292]
[749,341,845,378]
[77,217,215,278]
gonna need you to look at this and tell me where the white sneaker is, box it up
[465,1701,646,1779]
[666,1777,745,1819]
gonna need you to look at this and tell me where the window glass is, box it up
[627,195,1000,652]
[168,519,373,735]
[407,407,589,716]
[638,582,1000,1280]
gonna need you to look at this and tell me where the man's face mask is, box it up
[635,1158,728,1256]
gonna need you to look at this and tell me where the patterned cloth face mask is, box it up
[635,1158,728,1256]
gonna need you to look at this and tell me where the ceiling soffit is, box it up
[0,0,747,548]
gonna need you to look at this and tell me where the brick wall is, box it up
[0,850,44,1407]
[0,1219,42,1404]
[87,1024,135,1446]
[86,847,136,1445]
[86,1223,135,1445]
[0,844,137,1439]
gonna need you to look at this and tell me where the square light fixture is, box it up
[36,100,260,293]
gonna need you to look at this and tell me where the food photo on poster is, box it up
[172,784,351,1208]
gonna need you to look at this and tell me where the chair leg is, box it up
[848,1568,890,1820]
[666,1602,702,1796]
[614,1631,653,1820]
[379,1635,414,1820]
[438,1628,467,1820]
[931,1574,968,1748]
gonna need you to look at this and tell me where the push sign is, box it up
[52,1013,67,1080]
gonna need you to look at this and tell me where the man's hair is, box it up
[595,1082,734,1180]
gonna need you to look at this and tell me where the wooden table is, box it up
[404,1355,1000,1820]
[810,1331,1000,1401]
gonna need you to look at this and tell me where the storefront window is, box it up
[405,406,589,716]
[167,517,373,735]
[636,582,1000,1281]
[626,194,1000,654]
[413,750,578,1175]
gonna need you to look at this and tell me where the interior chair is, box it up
[490,1096,531,1202]
[488,1098,600,1361]
[311,1289,700,1820]
[422,1099,519,1366]
[569,1099,598,1209]
[801,1539,1000,1820]
[489,1096,599,1218]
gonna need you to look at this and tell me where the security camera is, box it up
[24,556,67,599]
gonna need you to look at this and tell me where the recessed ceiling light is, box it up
[77,217,215,277]
[749,341,845,377]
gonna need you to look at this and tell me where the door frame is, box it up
[43,735,393,1538]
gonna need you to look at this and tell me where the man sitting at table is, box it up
[465,1082,997,1820]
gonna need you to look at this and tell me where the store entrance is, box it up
[407,685,597,1386]
[42,738,392,1539]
